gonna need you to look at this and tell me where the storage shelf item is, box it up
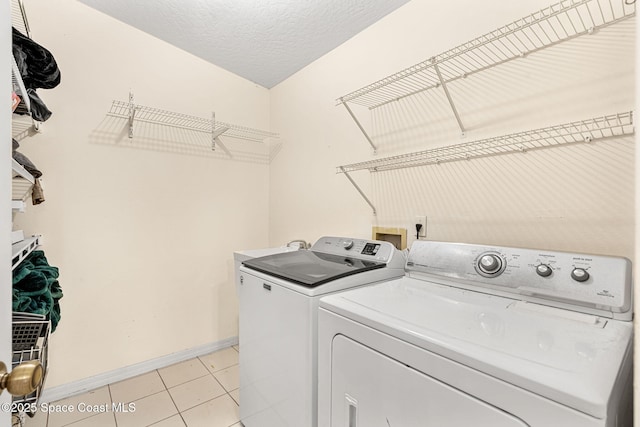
[12,159,34,205]
[338,111,634,214]
[12,236,40,271]
[337,0,636,150]
[106,93,279,157]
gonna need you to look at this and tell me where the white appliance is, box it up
[318,241,633,427]
[238,236,406,427]
[233,245,299,291]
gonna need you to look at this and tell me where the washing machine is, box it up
[318,241,633,427]
[238,236,406,427]
[233,244,300,292]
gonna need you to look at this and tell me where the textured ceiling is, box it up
[78,0,411,88]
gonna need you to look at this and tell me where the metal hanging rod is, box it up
[337,0,635,148]
[338,111,633,174]
[107,93,279,145]
[337,111,634,214]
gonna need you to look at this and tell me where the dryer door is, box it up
[331,335,528,427]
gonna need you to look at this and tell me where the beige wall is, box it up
[269,0,635,259]
[13,0,272,387]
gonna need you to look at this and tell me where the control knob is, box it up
[342,240,354,250]
[479,254,501,273]
[571,268,590,282]
[536,264,553,277]
[476,252,505,277]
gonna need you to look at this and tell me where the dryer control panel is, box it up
[406,241,632,320]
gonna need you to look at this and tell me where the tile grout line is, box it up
[107,382,119,427]
[152,368,183,427]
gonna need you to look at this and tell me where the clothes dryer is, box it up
[318,241,633,427]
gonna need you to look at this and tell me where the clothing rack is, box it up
[337,0,636,151]
[337,111,634,215]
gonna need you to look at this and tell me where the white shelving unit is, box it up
[337,0,636,151]
[107,92,279,158]
[11,159,34,211]
[11,0,39,139]
[338,112,634,214]
[8,4,48,424]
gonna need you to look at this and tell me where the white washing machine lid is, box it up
[319,277,633,419]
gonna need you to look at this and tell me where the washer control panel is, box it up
[407,241,632,319]
[312,236,398,263]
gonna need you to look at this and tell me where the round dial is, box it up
[342,240,354,250]
[571,268,590,282]
[536,264,552,277]
[475,252,506,277]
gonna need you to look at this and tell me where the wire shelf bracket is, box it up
[107,92,278,157]
[211,112,232,158]
[340,101,378,153]
[337,111,634,214]
[339,166,377,215]
[432,59,465,135]
[337,0,635,149]
[127,92,135,139]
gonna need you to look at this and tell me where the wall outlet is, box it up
[414,216,427,238]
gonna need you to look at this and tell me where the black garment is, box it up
[12,88,52,122]
[12,28,59,122]
[12,27,61,90]
[24,88,52,122]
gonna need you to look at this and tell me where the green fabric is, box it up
[12,250,63,332]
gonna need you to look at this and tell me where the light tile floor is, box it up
[21,345,241,427]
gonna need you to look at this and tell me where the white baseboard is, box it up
[40,336,239,403]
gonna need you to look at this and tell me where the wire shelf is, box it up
[11,315,49,410]
[11,0,30,37]
[12,159,34,207]
[107,100,279,143]
[338,0,635,110]
[338,111,634,173]
[11,114,38,141]
[12,236,40,271]
[12,57,31,114]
